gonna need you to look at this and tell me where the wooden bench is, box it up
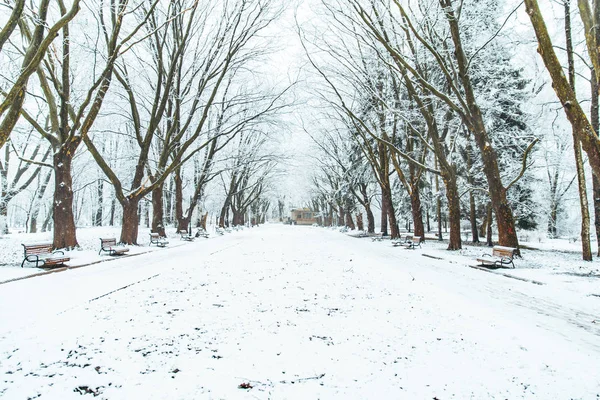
[402,236,422,249]
[195,228,209,238]
[178,230,194,241]
[476,246,517,268]
[371,236,384,242]
[99,238,129,256]
[392,234,410,247]
[149,232,169,247]
[21,243,70,268]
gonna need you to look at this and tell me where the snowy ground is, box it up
[0,224,599,399]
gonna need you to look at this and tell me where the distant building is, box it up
[290,208,320,225]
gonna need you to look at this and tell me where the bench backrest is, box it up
[412,236,421,243]
[149,233,160,239]
[22,243,53,255]
[100,238,117,247]
[492,246,516,258]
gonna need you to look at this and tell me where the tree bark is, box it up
[465,145,480,243]
[94,178,103,226]
[380,187,389,236]
[486,202,494,247]
[382,184,400,239]
[120,198,141,244]
[338,205,345,226]
[151,184,166,237]
[409,186,425,239]
[590,68,600,255]
[442,170,462,250]
[468,191,479,243]
[436,163,443,241]
[359,183,375,233]
[565,0,592,260]
[109,196,116,226]
[356,213,364,231]
[52,143,79,249]
[174,168,185,230]
[41,205,52,232]
[30,169,52,233]
[345,211,356,230]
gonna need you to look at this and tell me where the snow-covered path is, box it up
[0,225,598,399]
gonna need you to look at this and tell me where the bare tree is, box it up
[85,0,286,243]
[0,0,81,149]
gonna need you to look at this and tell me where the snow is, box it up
[0,224,599,399]
[0,226,206,283]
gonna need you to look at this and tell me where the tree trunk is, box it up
[0,199,8,234]
[486,202,494,247]
[565,1,592,261]
[380,187,389,236]
[151,184,166,237]
[219,205,228,228]
[174,168,185,230]
[356,213,364,231]
[590,68,600,255]
[177,215,191,233]
[435,160,443,241]
[52,146,78,249]
[165,178,173,225]
[120,197,141,245]
[338,205,345,226]
[479,214,488,239]
[200,212,208,231]
[409,186,425,239]
[94,178,103,226]
[41,205,52,232]
[382,184,400,239]
[575,141,592,260]
[548,200,558,239]
[109,196,116,226]
[469,191,480,243]
[465,145,480,243]
[30,169,52,233]
[360,184,375,233]
[442,171,462,250]
[426,207,431,232]
[345,211,356,230]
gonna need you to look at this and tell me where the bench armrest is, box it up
[52,250,65,255]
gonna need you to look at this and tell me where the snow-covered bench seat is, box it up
[21,243,70,268]
[149,232,168,247]
[392,234,411,246]
[195,228,209,238]
[178,230,194,241]
[99,238,129,256]
[476,246,517,269]
[402,236,422,249]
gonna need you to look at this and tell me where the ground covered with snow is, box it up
[0,225,599,399]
